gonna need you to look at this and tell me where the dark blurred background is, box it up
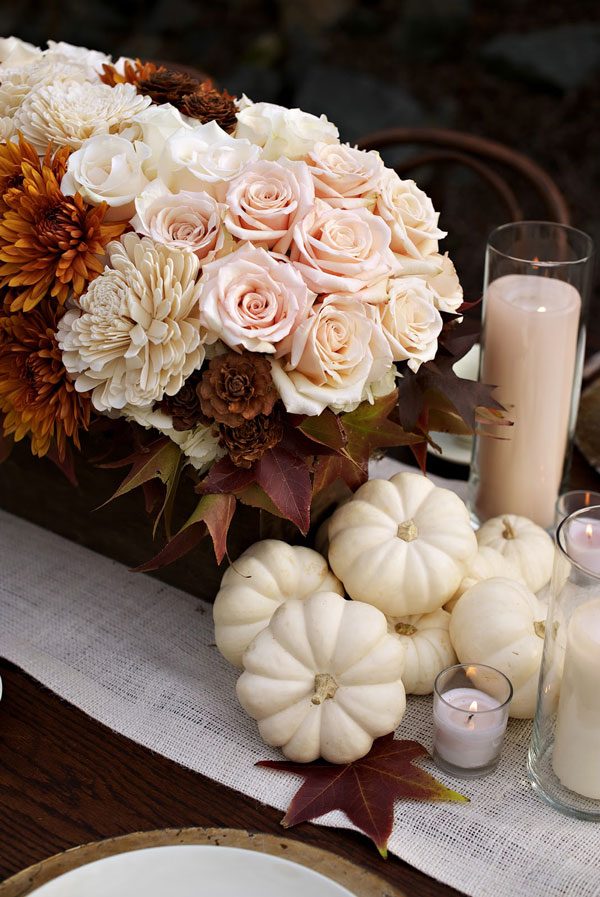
[2,0,600,340]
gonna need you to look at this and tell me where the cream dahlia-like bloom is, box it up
[0,116,16,142]
[57,233,206,412]
[376,170,446,259]
[0,36,42,67]
[376,275,443,370]
[425,252,463,313]
[307,142,384,209]
[14,80,151,152]
[0,59,88,118]
[44,40,111,79]
[123,404,223,471]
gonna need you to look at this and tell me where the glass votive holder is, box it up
[433,663,513,779]
[555,490,600,526]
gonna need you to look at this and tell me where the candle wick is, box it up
[467,713,474,723]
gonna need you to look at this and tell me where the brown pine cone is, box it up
[159,372,208,431]
[137,70,201,105]
[180,82,238,133]
[219,410,284,468]
[198,352,278,427]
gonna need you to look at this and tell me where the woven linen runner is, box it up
[1,460,599,897]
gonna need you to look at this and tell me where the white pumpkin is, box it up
[449,577,546,718]
[328,472,477,615]
[214,540,343,668]
[387,608,456,695]
[444,546,525,612]
[236,591,406,763]
[476,514,553,593]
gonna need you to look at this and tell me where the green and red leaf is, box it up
[341,391,423,466]
[255,445,312,535]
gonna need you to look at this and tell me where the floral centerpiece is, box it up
[0,36,501,569]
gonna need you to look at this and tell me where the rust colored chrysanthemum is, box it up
[0,301,91,459]
[0,134,68,212]
[180,81,238,133]
[199,351,278,427]
[219,409,284,468]
[0,156,127,312]
[137,69,201,106]
[100,58,165,88]
[159,371,209,431]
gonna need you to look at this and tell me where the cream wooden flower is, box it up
[0,59,87,119]
[14,79,151,152]
[57,233,205,412]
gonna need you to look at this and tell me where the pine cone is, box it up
[159,372,208,431]
[198,352,278,427]
[137,70,201,105]
[180,81,238,133]
[219,410,284,468]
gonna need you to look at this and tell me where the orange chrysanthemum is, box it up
[0,134,68,212]
[0,147,127,312]
[0,301,91,459]
[100,57,165,88]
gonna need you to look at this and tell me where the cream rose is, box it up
[131,103,192,178]
[199,242,312,354]
[271,294,393,416]
[61,135,151,220]
[158,121,261,200]
[224,158,314,253]
[308,142,384,208]
[290,200,395,293]
[0,36,42,67]
[376,170,446,258]
[376,276,442,370]
[235,101,339,161]
[131,179,226,261]
[426,252,463,313]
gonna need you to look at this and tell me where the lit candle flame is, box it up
[536,306,547,313]
[469,700,478,713]
[586,523,593,542]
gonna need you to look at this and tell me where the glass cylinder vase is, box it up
[528,505,600,820]
[469,221,593,530]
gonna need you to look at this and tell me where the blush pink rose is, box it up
[224,158,314,253]
[376,170,446,259]
[375,275,442,371]
[199,242,313,354]
[290,200,395,294]
[307,142,384,208]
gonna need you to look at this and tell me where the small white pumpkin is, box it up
[214,540,343,668]
[328,472,477,615]
[236,591,406,763]
[449,577,546,718]
[444,545,525,612]
[387,608,456,695]
[476,514,553,593]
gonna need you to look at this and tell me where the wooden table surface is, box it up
[1,446,599,897]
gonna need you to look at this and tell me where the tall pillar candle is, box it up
[474,274,581,529]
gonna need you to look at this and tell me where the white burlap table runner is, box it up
[1,460,599,897]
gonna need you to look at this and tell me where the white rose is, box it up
[131,103,192,178]
[131,179,226,262]
[290,200,395,293]
[224,158,314,253]
[425,252,463,313]
[235,101,339,161]
[158,121,261,200]
[376,170,446,258]
[122,404,222,471]
[271,293,393,416]
[200,242,313,353]
[0,36,42,67]
[61,135,151,220]
[308,142,384,208]
[376,276,442,371]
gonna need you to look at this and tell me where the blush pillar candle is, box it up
[470,222,593,530]
[433,664,512,778]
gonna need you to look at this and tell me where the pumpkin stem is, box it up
[394,621,418,637]
[534,620,546,639]
[397,519,418,542]
[312,672,338,705]
[502,516,516,540]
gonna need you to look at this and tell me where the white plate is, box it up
[28,845,358,897]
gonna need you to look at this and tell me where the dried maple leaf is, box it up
[258,734,468,857]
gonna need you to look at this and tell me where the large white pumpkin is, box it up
[214,540,343,668]
[444,545,525,612]
[476,514,553,593]
[449,577,546,718]
[236,591,406,763]
[328,472,477,615]
[387,608,456,695]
